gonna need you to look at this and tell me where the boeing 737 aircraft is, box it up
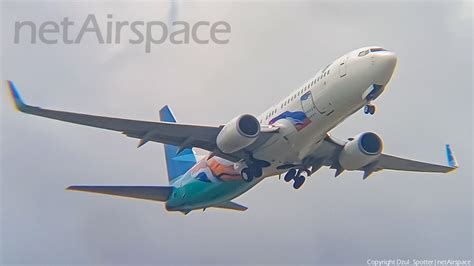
[7,47,458,214]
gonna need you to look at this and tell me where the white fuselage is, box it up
[253,46,397,178]
[169,47,397,211]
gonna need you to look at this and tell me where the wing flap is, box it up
[67,185,173,202]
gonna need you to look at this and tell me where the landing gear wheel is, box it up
[253,167,263,178]
[293,175,306,189]
[241,168,254,183]
[284,169,297,182]
[369,105,376,114]
[364,104,376,115]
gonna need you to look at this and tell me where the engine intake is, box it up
[216,114,260,153]
[339,132,383,170]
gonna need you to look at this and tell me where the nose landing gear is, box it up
[364,104,376,115]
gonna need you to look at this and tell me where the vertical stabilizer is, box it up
[159,106,197,183]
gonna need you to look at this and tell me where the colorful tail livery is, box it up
[159,106,197,184]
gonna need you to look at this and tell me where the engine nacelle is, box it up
[338,132,383,170]
[216,114,260,153]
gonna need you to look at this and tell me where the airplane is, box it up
[7,46,458,214]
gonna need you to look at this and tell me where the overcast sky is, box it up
[1,1,472,265]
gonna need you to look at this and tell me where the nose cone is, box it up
[373,51,397,85]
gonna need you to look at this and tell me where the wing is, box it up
[7,81,275,162]
[318,135,457,178]
[376,146,457,173]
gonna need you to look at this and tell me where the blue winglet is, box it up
[445,144,458,168]
[6,80,27,111]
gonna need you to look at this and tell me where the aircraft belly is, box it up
[173,179,258,211]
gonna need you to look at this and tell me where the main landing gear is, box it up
[364,104,376,115]
[241,166,263,183]
[283,169,306,190]
[240,153,270,183]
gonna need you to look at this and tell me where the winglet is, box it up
[6,80,27,111]
[445,144,458,169]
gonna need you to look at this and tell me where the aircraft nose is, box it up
[379,51,397,70]
[373,51,397,85]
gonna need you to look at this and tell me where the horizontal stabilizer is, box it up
[67,185,173,202]
[212,201,248,211]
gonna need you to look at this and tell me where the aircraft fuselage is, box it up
[166,47,398,212]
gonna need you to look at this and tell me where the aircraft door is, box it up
[300,91,317,118]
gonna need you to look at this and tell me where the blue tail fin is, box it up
[159,106,197,184]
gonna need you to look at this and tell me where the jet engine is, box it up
[216,114,261,153]
[338,132,383,170]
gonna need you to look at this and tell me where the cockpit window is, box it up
[358,49,369,57]
[370,48,386,52]
[359,48,387,57]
